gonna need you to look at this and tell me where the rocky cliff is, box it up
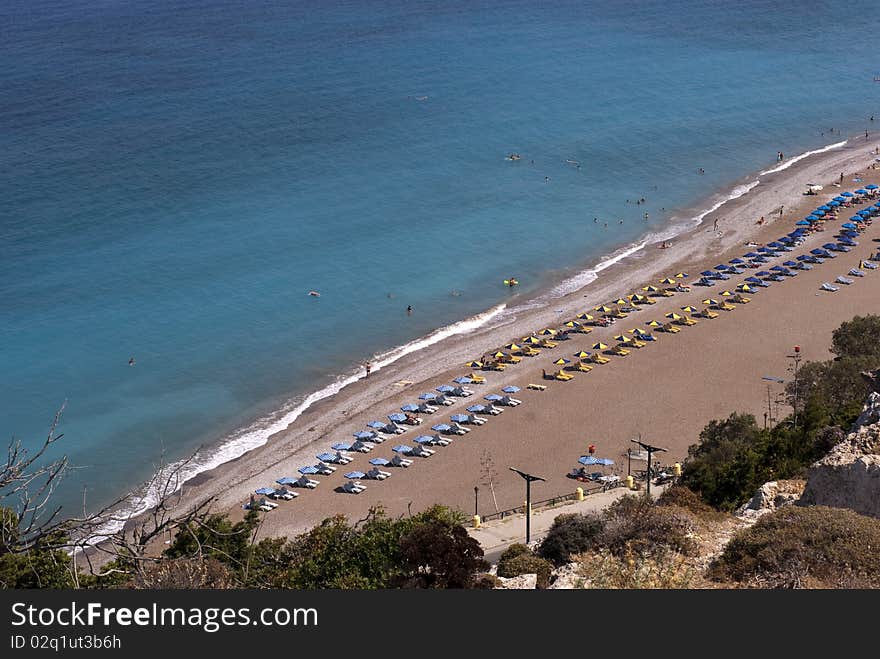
[798,391,880,517]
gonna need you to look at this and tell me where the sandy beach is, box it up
[121,134,880,545]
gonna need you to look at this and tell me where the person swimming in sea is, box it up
[128,357,136,366]
[308,290,321,297]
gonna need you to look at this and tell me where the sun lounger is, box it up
[350,440,375,453]
[659,323,681,333]
[365,467,391,480]
[586,353,610,364]
[342,480,366,494]
[410,444,435,457]
[312,463,336,475]
[527,383,547,391]
[466,373,487,384]
[848,268,865,277]
[268,488,298,500]
[820,282,839,292]
[245,497,276,512]
[835,275,853,285]
[464,413,487,424]
[570,361,593,372]
[861,260,878,269]
[610,345,630,356]
[730,294,750,304]
[293,475,319,489]
[389,454,413,468]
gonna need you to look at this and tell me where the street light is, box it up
[474,486,479,516]
[630,439,667,498]
[762,375,785,429]
[509,467,545,544]
[786,346,802,426]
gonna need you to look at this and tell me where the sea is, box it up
[2,0,879,524]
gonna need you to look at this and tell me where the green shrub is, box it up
[497,543,531,565]
[472,573,502,589]
[497,554,553,588]
[599,495,697,557]
[710,506,880,588]
[537,513,605,566]
[656,486,727,522]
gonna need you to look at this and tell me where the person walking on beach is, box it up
[840,172,845,184]
[364,361,372,378]
[713,218,719,231]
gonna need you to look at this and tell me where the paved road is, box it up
[469,484,669,565]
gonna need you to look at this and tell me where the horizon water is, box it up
[3,0,879,523]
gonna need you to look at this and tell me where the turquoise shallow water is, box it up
[2,0,879,514]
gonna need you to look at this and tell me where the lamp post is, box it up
[630,439,667,498]
[761,375,785,429]
[786,346,802,426]
[474,486,479,516]
[509,467,545,544]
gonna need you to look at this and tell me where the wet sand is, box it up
[129,135,880,544]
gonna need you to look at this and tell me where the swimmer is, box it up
[308,290,321,297]
[407,305,413,315]
[128,357,136,366]
[594,217,598,223]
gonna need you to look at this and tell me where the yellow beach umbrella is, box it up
[614,335,633,344]
[613,298,629,306]
[702,298,719,305]
[720,290,733,296]
[564,321,580,328]
[595,305,614,313]
[506,343,522,351]
[574,350,590,359]
[467,360,483,368]
[642,285,660,293]
[577,313,594,321]
[493,351,507,359]
[538,328,557,336]
[681,305,698,313]
[554,357,570,365]
[592,342,609,351]
[674,272,688,278]
[737,284,754,293]
[665,312,683,320]
[646,320,662,327]
[659,277,677,285]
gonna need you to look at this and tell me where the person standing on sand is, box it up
[713,218,719,231]
[365,361,372,378]
[840,172,845,184]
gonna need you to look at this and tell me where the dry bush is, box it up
[497,553,553,588]
[600,495,698,557]
[575,547,696,589]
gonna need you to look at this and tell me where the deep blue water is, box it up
[2,0,879,514]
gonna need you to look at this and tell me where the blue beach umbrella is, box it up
[414,435,435,444]
[436,384,456,393]
[255,487,276,495]
[755,271,771,277]
[858,209,871,216]
[594,458,615,466]
[331,442,353,451]
[431,424,452,432]
[855,189,867,195]
[502,385,521,393]
[370,457,390,466]
[485,394,504,401]
[389,412,409,422]
[344,471,366,480]
[298,465,320,475]
[743,252,759,258]
[782,261,798,268]
[818,205,831,211]
[450,414,469,423]
[579,456,601,465]
[316,452,337,462]
[467,404,488,413]
[828,200,841,207]
[806,215,820,222]
[841,191,854,197]
[778,236,794,244]
[795,220,811,226]
[865,184,878,190]
[453,376,473,384]
[392,444,413,454]
[419,392,437,401]
[841,222,857,229]
[400,404,421,412]
[812,210,825,216]
[276,476,299,485]
[729,258,745,264]
[367,421,387,429]
[353,430,376,440]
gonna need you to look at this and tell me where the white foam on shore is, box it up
[760,140,847,176]
[547,239,649,297]
[85,302,507,543]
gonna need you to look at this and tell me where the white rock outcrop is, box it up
[737,480,804,521]
[494,573,537,589]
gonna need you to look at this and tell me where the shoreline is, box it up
[92,131,880,547]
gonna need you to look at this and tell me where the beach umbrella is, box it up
[553,357,571,365]
[255,487,276,495]
[592,342,609,351]
[594,305,614,313]
[594,458,615,466]
[812,210,826,216]
[858,209,872,216]
[485,394,504,401]
[538,328,557,336]
[450,414,469,423]
[369,457,390,466]
[818,205,831,211]
[344,471,366,480]
[502,385,521,393]
[613,298,629,306]
[277,476,299,485]
[828,200,841,207]
[833,196,846,202]
[719,290,733,297]
[665,312,683,320]
[400,404,420,413]
[866,184,878,190]
[642,285,660,292]
[419,392,438,401]
[674,272,689,278]
[331,442,353,451]
[702,298,719,305]
[574,350,591,359]
[564,321,581,329]
[646,320,662,327]
[841,191,854,197]
[467,404,488,413]
[297,466,320,475]
[392,445,413,454]
[453,376,473,385]
[466,360,483,368]
[354,430,376,440]
[659,277,677,284]
[782,261,798,268]
[436,384,456,393]
[737,284,755,292]
[770,265,789,273]
[431,424,452,432]
[522,336,542,345]
[414,435,435,444]
[505,343,522,351]
[778,236,794,244]
[729,258,745,265]
[855,189,867,195]
[681,306,699,313]
[577,313,595,321]
[743,252,759,258]
[367,421,388,429]
[492,351,507,360]
[578,455,600,465]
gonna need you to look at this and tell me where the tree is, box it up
[830,314,880,361]
[398,519,487,588]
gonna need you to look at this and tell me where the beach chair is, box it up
[313,463,336,475]
[537,338,558,349]
[465,413,487,424]
[519,346,541,357]
[551,369,574,381]
[269,488,298,500]
[416,402,438,414]
[716,302,735,311]
[497,353,522,364]
[676,315,698,325]
[848,268,865,277]
[389,454,413,468]
[659,323,681,333]
[450,386,474,397]
[570,325,593,334]
[350,440,375,453]
[342,480,366,494]
[294,475,319,489]
[820,282,839,292]
[466,373,487,384]
[610,345,630,356]
[730,294,750,304]
[331,451,353,465]
[484,361,506,371]
[586,353,610,365]
[835,275,853,285]
[570,361,593,372]
[410,444,435,457]
[365,467,391,480]
[527,383,548,391]
[861,260,878,270]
